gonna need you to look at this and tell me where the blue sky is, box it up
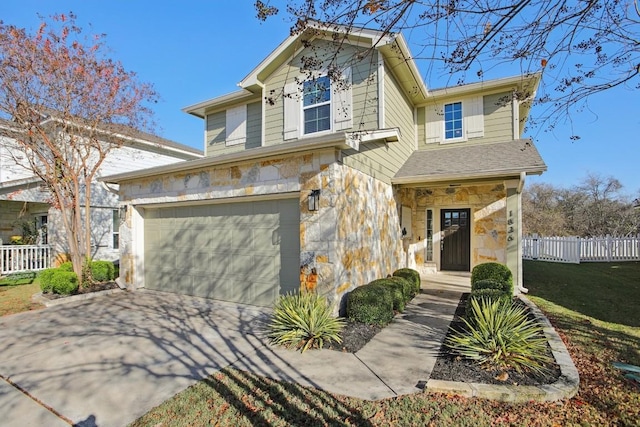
[3,1,638,197]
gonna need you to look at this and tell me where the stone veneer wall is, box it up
[118,150,334,292]
[398,184,507,269]
[118,150,404,314]
[300,163,404,314]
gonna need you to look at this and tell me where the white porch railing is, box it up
[523,234,640,264]
[1,245,52,275]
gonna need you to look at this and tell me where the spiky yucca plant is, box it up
[268,292,344,352]
[445,297,552,375]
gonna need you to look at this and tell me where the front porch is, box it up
[397,179,525,290]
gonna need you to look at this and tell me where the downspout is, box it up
[517,171,528,294]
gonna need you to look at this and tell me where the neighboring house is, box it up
[103,23,546,312]
[0,121,203,264]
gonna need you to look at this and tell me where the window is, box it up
[425,209,433,261]
[444,102,463,139]
[112,210,120,250]
[303,75,331,135]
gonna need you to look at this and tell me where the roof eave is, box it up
[101,132,358,184]
[392,166,547,185]
[182,90,258,118]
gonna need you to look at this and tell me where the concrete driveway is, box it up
[0,290,272,427]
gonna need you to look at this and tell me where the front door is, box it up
[441,209,470,271]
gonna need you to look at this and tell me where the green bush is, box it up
[39,268,58,293]
[446,297,552,375]
[58,261,74,272]
[471,262,513,295]
[268,292,344,352]
[90,260,115,282]
[347,283,394,325]
[471,279,506,292]
[388,276,413,303]
[392,268,421,297]
[466,288,512,314]
[369,278,405,313]
[50,271,79,295]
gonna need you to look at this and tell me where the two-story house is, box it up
[0,120,202,267]
[103,23,546,312]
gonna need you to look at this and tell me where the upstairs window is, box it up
[303,76,331,134]
[444,102,463,139]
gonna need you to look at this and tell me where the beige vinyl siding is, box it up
[263,39,379,146]
[342,62,415,183]
[246,102,263,149]
[416,106,425,147]
[205,111,227,157]
[482,91,513,143]
[205,102,262,157]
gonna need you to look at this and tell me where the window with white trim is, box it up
[444,102,463,140]
[303,76,331,135]
[283,68,352,140]
[425,96,484,144]
[112,210,120,250]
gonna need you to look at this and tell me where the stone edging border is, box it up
[32,288,124,307]
[425,295,580,402]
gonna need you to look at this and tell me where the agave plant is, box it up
[268,292,344,352]
[445,297,552,375]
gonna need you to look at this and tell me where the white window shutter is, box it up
[283,82,300,140]
[225,105,247,146]
[465,96,484,139]
[425,106,442,144]
[332,67,352,131]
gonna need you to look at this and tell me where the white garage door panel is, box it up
[143,198,300,306]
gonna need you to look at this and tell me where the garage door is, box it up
[143,198,300,306]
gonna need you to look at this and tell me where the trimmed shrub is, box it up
[369,278,405,313]
[466,288,512,315]
[471,262,514,295]
[90,260,115,282]
[58,261,74,272]
[446,297,552,375]
[347,283,394,325]
[50,271,79,295]
[268,292,344,352]
[471,279,505,292]
[393,268,421,297]
[38,268,57,293]
[388,276,413,303]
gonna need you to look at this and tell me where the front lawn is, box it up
[131,261,640,427]
[0,277,44,316]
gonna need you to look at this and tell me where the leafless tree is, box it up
[0,13,157,283]
[257,0,639,137]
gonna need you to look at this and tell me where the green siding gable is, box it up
[262,39,380,147]
[343,61,415,183]
[205,101,262,157]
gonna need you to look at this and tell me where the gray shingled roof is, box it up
[393,139,546,184]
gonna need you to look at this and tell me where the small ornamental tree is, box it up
[0,14,157,285]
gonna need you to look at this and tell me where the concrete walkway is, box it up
[0,275,468,427]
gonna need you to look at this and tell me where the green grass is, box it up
[131,261,640,427]
[523,260,640,327]
[0,278,44,316]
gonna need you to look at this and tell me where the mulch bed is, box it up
[40,281,119,300]
[429,293,561,386]
[325,293,561,387]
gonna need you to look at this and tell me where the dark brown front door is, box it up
[441,209,470,271]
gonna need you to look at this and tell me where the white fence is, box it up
[523,235,640,264]
[1,245,52,275]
